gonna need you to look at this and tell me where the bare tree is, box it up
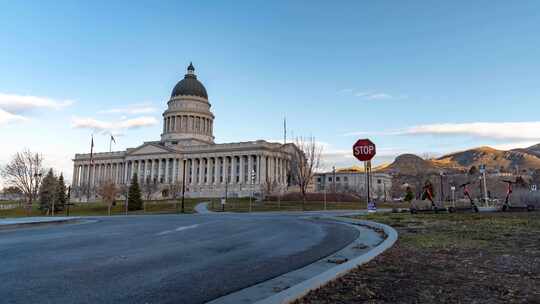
[290,136,323,210]
[167,181,183,212]
[1,150,45,215]
[142,177,158,201]
[96,180,119,216]
[261,180,278,200]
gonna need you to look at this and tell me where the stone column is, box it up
[164,158,170,184]
[80,165,84,186]
[238,156,245,184]
[179,159,185,184]
[248,155,253,185]
[123,162,128,184]
[189,159,195,185]
[270,157,276,183]
[254,155,260,185]
[260,156,267,185]
[222,157,228,184]
[206,158,212,185]
[230,156,236,184]
[172,158,177,183]
[72,164,78,187]
[93,164,98,185]
[198,158,204,185]
[276,158,281,184]
[214,157,219,185]
[84,165,89,186]
[156,159,162,183]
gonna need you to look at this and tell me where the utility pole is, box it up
[482,169,488,207]
[439,171,444,207]
[332,166,336,194]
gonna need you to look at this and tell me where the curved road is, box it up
[0,213,358,304]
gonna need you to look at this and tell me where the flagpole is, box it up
[88,134,94,202]
[283,116,287,144]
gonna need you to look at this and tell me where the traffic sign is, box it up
[352,139,376,161]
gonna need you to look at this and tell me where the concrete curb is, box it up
[254,217,398,304]
[194,202,214,214]
[0,217,81,230]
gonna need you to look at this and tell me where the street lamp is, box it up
[181,159,186,213]
[31,172,42,216]
[249,169,255,213]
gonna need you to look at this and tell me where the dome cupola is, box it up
[162,62,214,146]
[170,62,208,99]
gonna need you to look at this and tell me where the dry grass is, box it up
[297,212,540,304]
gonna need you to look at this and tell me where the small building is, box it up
[312,167,392,200]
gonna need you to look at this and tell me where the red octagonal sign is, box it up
[353,139,376,161]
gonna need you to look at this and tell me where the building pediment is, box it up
[126,143,176,156]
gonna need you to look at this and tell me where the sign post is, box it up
[352,139,376,212]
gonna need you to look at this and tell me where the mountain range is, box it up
[380,144,540,176]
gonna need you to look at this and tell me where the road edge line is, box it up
[254,217,398,304]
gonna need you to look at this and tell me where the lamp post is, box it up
[32,172,42,216]
[249,169,255,213]
[181,159,186,213]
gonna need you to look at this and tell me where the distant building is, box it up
[72,63,295,201]
[312,168,392,200]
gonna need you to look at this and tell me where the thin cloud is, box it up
[401,122,540,141]
[355,92,395,100]
[0,92,74,113]
[98,104,157,115]
[0,108,27,125]
[71,116,158,133]
[338,89,406,101]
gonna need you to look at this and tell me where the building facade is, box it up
[72,64,294,200]
[312,169,392,200]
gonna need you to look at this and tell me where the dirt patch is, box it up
[295,212,540,304]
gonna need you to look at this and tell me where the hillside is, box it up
[512,143,540,157]
[381,144,540,175]
[381,154,442,175]
[436,146,540,172]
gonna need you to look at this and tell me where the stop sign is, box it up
[353,139,376,161]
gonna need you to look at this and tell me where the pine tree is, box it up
[128,173,143,211]
[56,174,67,212]
[38,169,57,213]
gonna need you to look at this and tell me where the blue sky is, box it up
[1,1,540,183]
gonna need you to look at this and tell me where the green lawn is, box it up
[208,198,409,212]
[0,199,203,218]
[0,200,21,205]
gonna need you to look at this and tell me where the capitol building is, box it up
[72,63,295,200]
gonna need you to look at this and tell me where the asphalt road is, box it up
[0,213,358,304]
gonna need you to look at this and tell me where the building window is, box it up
[336,177,340,182]
[317,177,321,182]
[328,177,332,182]
[344,176,348,182]
[377,179,382,184]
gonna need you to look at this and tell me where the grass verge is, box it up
[296,212,540,304]
[208,199,409,212]
[0,199,202,218]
